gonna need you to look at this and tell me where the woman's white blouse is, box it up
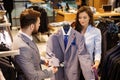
[84,25,102,62]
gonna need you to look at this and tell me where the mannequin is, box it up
[46,22,95,80]
[63,23,70,34]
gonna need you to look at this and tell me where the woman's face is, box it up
[78,11,90,28]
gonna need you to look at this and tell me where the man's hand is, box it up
[52,66,58,73]
[44,59,49,66]
[48,66,58,74]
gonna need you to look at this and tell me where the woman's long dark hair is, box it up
[75,6,94,32]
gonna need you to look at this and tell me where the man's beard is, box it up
[32,26,38,35]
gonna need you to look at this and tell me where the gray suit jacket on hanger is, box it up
[46,28,95,80]
[12,33,53,80]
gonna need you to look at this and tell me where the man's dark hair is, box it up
[20,9,40,29]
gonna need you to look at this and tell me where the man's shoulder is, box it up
[13,34,23,43]
[12,33,27,49]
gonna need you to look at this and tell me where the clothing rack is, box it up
[97,17,120,80]
[100,42,120,80]
[97,19,119,76]
[0,3,20,80]
[117,33,120,46]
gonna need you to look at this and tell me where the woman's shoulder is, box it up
[90,26,101,32]
[88,26,101,35]
[94,27,100,31]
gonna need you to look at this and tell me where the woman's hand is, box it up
[92,60,100,69]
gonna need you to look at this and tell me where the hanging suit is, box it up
[100,44,120,80]
[46,27,95,80]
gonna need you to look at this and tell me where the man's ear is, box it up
[30,24,34,30]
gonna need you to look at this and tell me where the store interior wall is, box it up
[11,0,77,28]
[8,0,120,28]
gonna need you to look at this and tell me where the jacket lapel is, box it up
[65,29,76,53]
[57,29,65,53]
[18,33,39,52]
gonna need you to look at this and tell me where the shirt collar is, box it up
[61,26,72,35]
[19,30,33,41]
[86,25,92,32]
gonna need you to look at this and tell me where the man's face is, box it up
[32,17,40,34]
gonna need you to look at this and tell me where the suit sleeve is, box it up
[15,47,53,80]
[46,35,60,67]
[46,35,56,58]
[77,36,95,80]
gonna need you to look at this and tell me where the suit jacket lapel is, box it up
[57,30,65,53]
[18,33,39,52]
[65,29,76,53]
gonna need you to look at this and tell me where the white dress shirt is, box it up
[0,31,12,49]
[61,26,72,36]
[84,25,101,62]
[19,30,33,41]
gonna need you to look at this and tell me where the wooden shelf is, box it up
[0,22,11,27]
[0,50,19,57]
[55,9,120,21]
[55,10,76,22]
[89,0,108,11]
